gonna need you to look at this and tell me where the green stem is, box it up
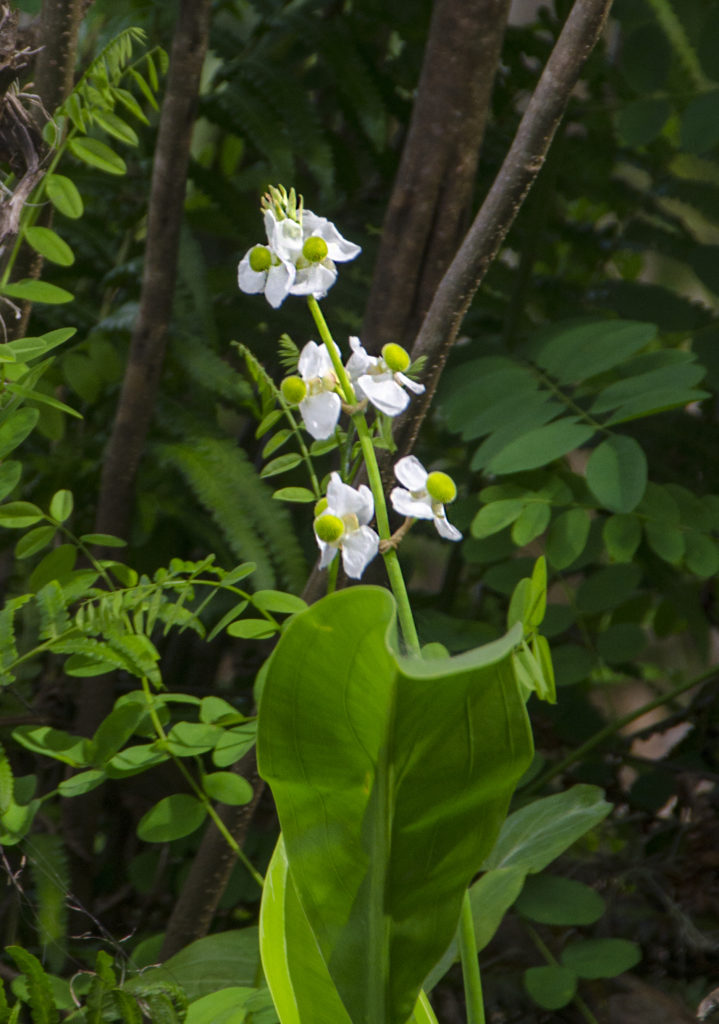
[458,891,486,1024]
[306,296,421,655]
[526,665,718,795]
[526,925,599,1024]
[140,677,264,888]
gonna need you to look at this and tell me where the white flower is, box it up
[237,242,295,308]
[238,203,361,307]
[346,337,425,416]
[314,473,379,579]
[390,455,462,541]
[297,340,342,440]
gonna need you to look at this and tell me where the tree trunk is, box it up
[361,0,511,354]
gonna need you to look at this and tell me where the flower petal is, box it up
[263,260,295,308]
[317,538,338,569]
[434,514,463,541]
[341,526,379,579]
[300,391,341,440]
[390,486,434,521]
[298,340,330,380]
[326,475,374,524]
[393,455,428,491]
[291,260,338,299]
[303,211,361,262]
[346,336,375,381]
[237,252,267,295]
[358,375,409,416]
[268,214,304,261]
[396,372,426,395]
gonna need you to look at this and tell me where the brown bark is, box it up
[94,0,213,542]
[159,752,263,959]
[362,0,511,354]
[33,0,86,122]
[395,0,614,458]
[62,0,213,912]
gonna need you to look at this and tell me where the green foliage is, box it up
[258,586,534,1024]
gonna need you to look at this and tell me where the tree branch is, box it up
[95,0,213,541]
[362,0,511,354]
[396,0,614,456]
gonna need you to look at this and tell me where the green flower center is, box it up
[314,497,329,517]
[314,513,344,543]
[426,471,457,504]
[381,343,410,373]
[249,245,272,273]
[302,236,329,263]
[281,375,307,405]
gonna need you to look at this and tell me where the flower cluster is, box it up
[313,474,379,579]
[237,186,361,308]
[390,456,462,541]
[281,337,424,440]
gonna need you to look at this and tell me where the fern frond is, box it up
[158,438,307,592]
[111,989,143,1024]
[0,742,13,815]
[277,333,300,372]
[204,83,295,182]
[36,581,70,641]
[27,834,70,974]
[5,946,59,1024]
[0,594,33,682]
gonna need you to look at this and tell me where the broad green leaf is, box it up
[58,769,107,797]
[684,532,719,578]
[15,525,56,559]
[106,744,169,778]
[524,966,577,1010]
[227,618,277,639]
[45,174,84,218]
[1,279,73,303]
[482,785,612,873]
[24,226,75,266]
[202,772,253,806]
[212,724,257,768]
[424,866,526,991]
[591,360,706,415]
[262,429,292,458]
[136,793,207,842]
[644,519,685,564]
[261,838,438,1024]
[166,722,224,757]
[128,930,261,1002]
[511,502,551,546]
[470,397,564,469]
[272,486,316,503]
[90,702,150,765]
[260,453,303,477]
[251,590,307,614]
[603,513,642,562]
[0,501,43,528]
[546,508,591,569]
[606,387,710,425]
[79,533,127,548]
[49,489,73,523]
[0,408,40,458]
[576,564,642,614]
[69,136,127,175]
[586,435,647,513]
[560,938,641,979]
[515,874,605,925]
[487,420,596,474]
[532,319,655,383]
[616,97,670,146]
[258,587,533,1024]
[92,108,140,145]
[12,726,89,768]
[471,498,525,538]
[185,988,255,1024]
[681,89,719,153]
[0,460,22,501]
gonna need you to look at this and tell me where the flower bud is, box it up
[249,245,272,273]
[302,236,329,263]
[314,497,329,517]
[281,375,307,405]
[381,343,411,373]
[314,513,344,543]
[426,471,457,504]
